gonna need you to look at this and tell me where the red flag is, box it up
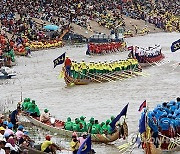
[138,100,146,112]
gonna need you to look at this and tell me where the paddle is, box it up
[79,72,103,83]
[87,72,112,82]
[64,75,75,87]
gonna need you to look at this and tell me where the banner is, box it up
[53,52,66,68]
[171,39,180,52]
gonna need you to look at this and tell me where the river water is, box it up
[1,32,180,153]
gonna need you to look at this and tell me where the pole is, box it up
[17,78,23,102]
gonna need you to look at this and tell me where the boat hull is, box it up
[25,115,122,143]
[139,53,165,67]
[64,68,141,86]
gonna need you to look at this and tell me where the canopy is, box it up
[43,24,59,31]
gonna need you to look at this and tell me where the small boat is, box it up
[129,45,165,67]
[14,50,27,56]
[0,67,16,79]
[86,33,126,55]
[24,115,127,143]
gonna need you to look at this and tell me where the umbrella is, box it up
[43,24,59,31]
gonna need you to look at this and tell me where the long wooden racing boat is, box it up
[63,67,142,86]
[14,50,27,56]
[144,135,180,154]
[86,34,126,55]
[138,53,165,67]
[24,115,127,143]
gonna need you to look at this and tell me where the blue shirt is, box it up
[159,117,170,131]
[148,118,158,132]
[10,109,18,124]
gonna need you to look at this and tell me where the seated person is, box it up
[40,109,50,123]
[41,135,61,153]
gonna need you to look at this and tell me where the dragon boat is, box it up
[86,33,127,55]
[63,63,142,86]
[128,45,165,67]
[139,99,180,154]
[24,115,128,143]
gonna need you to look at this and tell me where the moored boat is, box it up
[24,115,127,143]
[0,67,16,79]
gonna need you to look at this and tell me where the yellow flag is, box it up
[58,70,64,79]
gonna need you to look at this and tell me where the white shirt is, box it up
[0,149,5,154]
[5,143,19,152]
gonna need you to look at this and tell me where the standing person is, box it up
[70,135,79,154]
[9,107,21,130]
[78,133,87,146]
[64,56,72,76]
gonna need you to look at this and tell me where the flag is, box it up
[138,100,146,112]
[139,112,146,134]
[77,135,91,154]
[128,46,133,51]
[110,103,129,131]
[171,39,180,52]
[53,52,65,68]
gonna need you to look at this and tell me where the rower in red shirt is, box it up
[64,56,72,76]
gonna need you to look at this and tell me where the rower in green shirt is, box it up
[73,118,81,132]
[86,117,94,133]
[65,117,73,131]
[79,116,87,132]
[27,100,40,117]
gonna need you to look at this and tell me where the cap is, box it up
[45,135,51,141]
[24,131,29,136]
[18,125,24,130]
[3,121,8,126]
[8,123,13,129]
[0,127,5,131]
[89,117,94,122]
[44,109,49,113]
[80,116,86,120]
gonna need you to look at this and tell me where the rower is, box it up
[87,117,94,133]
[80,60,87,79]
[159,112,171,137]
[72,118,81,132]
[91,120,101,134]
[147,111,159,148]
[79,116,87,132]
[65,117,73,131]
[40,109,50,123]
[27,100,40,117]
